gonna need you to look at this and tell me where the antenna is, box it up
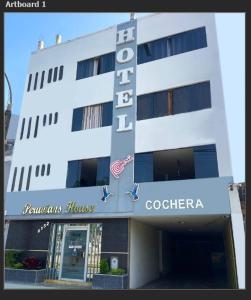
[130,13,135,20]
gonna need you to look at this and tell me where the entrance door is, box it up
[59,225,89,281]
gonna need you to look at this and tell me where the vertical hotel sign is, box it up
[110,19,137,211]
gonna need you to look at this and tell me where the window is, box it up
[137,90,168,120]
[40,71,45,89]
[193,144,219,178]
[11,167,17,192]
[43,114,47,126]
[76,52,115,80]
[76,58,94,80]
[137,82,211,121]
[172,82,211,114]
[34,72,38,90]
[20,118,25,140]
[169,27,207,56]
[27,74,32,92]
[97,52,115,75]
[138,37,167,64]
[54,112,58,124]
[59,65,64,80]
[134,144,218,183]
[72,107,83,131]
[134,153,153,183]
[27,117,32,139]
[71,102,113,132]
[49,113,52,125]
[26,166,32,191]
[18,167,24,191]
[66,157,110,188]
[53,67,58,82]
[34,116,39,138]
[41,164,45,176]
[48,68,53,83]
[137,27,207,65]
[35,165,40,177]
[47,164,51,176]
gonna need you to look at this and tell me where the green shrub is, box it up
[109,268,126,275]
[13,262,24,269]
[5,250,22,268]
[99,259,109,274]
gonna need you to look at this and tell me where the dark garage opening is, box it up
[161,232,229,288]
[138,216,237,289]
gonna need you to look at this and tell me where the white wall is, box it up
[129,219,159,288]
[7,13,232,192]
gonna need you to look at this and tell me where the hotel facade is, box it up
[5,13,245,289]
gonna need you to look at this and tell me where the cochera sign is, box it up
[145,198,204,210]
[22,201,95,215]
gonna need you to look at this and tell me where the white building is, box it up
[5,13,245,289]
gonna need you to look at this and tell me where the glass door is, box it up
[59,225,89,281]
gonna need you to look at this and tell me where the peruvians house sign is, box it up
[22,202,95,215]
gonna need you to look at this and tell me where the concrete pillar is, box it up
[228,185,245,289]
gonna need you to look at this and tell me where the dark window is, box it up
[34,72,38,90]
[134,153,154,183]
[43,114,47,126]
[47,164,51,176]
[34,116,39,138]
[20,118,25,140]
[54,112,58,124]
[11,167,17,192]
[193,144,219,178]
[134,144,218,183]
[66,157,110,188]
[49,113,52,125]
[40,71,45,89]
[72,107,84,131]
[27,117,32,139]
[96,157,110,185]
[137,27,207,65]
[26,166,32,191]
[102,102,113,127]
[27,74,32,92]
[137,90,168,121]
[172,81,211,114]
[137,82,211,121]
[138,37,167,64]
[41,164,45,176]
[66,160,81,188]
[97,52,115,75]
[18,167,24,191]
[35,165,40,177]
[169,27,207,56]
[48,68,53,83]
[71,102,112,132]
[59,65,64,80]
[53,67,58,82]
[76,59,94,80]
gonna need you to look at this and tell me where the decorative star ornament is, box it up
[101,186,113,202]
[126,183,139,202]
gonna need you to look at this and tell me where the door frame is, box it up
[59,225,90,282]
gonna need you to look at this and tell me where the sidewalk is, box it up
[4,282,56,289]
[4,281,92,290]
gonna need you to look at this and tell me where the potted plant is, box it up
[5,251,47,284]
[92,259,128,289]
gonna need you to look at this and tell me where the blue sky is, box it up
[4,13,245,183]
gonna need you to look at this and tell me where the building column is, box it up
[228,184,245,289]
